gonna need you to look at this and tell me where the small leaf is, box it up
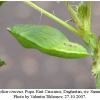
[77,2,87,20]
[7,24,90,59]
[0,1,5,7]
[0,59,6,67]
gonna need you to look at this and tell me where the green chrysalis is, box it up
[7,24,90,59]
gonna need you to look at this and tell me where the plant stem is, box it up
[92,36,100,89]
[23,1,79,36]
[96,72,100,88]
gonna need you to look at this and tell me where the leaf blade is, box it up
[0,59,6,67]
[0,1,5,7]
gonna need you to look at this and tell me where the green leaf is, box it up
[0,1,5,7]
[7,24,90,59]
[77,2,87,22]
[0,59,6,67]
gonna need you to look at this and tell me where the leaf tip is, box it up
[7,27,10,31]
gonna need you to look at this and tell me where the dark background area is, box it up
[0,1,98,89]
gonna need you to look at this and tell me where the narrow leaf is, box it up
[0,1,5,7]
[0,59,6,67]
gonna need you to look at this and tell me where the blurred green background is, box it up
[0,1,98,89]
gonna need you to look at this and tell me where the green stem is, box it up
[92,37,100,89]
[23,1,79,36]
[95,43,100,89]
[96,72,100,88]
